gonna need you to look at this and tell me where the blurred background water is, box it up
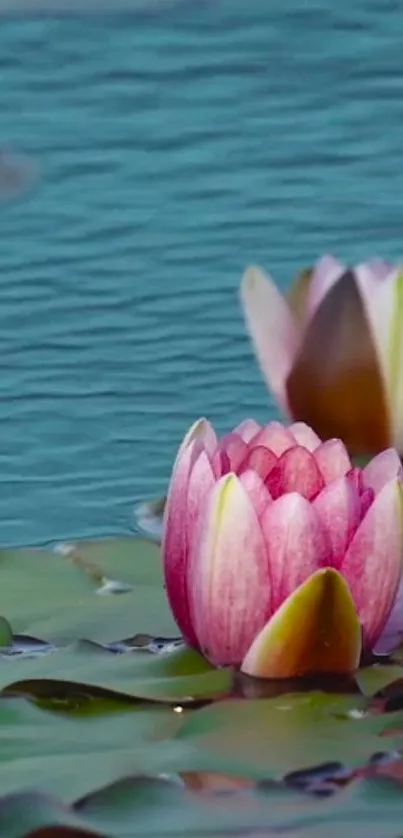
[0,0,402,545]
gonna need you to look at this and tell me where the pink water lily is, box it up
[240,256,403,456]
[162,418,403,678]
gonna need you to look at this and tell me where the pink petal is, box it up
[162,417,217,645]
[354,264,399,448]
[314,439,352,484]
[240,266,300,413]
[239,469,272,519]
[234,418,262,443]
[266,445,325,501]
[288,422,322,452]
[374,577,403,655]
[365,258,394,281]
[212,449,231,477]
[306,254,345,320]
[341,478,403,650]
[360,487,375,520]
[218,433,249,472]
[313,476,361,569]
[186,449,217,559]
[347,467,363,494]
[363,448,403,495]
[239,445,278,482]
[176,417,218,460]
[189,474,271,666]
[252,421,296,457]
[162,438,204,646]
[261,493,331,613]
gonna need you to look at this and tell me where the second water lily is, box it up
[163,418,403,679]
[240,256,403,455]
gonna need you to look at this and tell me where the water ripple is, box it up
[0,0,402,543]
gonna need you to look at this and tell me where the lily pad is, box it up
[174,692,403,779]
[0,643,232,705]
[1,535,403,837]
[356,664,403,698]
[4,768,403,838]
[0,539,176,643]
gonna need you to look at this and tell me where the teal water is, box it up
[1,0,403,545]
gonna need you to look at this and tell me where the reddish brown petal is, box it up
[286,271,391,455]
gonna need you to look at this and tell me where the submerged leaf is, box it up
[0,617,13,648]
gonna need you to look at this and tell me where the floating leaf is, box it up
[0,617,12,648]
[0,697,185,801]
[175,692,403,779]
[0,643,232,705]
[0,539,176,644]
[356,665,403,698]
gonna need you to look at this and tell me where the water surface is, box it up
[1,0,403,545]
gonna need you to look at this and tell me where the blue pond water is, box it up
[0,0,403,546]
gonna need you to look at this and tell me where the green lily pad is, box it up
[4,767,403,838]
[2,533,403,837]
[174,692,403,779]
[0,538,176,643]
[0,696,188,802]
[0,643,232,705]
[356,664,403,697]
[0,538,231,710]
[0,618,12,648]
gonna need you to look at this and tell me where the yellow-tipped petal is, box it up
[241,568,361,680]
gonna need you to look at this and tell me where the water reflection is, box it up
[0,149,37,201]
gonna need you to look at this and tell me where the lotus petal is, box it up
[240,266,300,413]
[289,422,322,452]
[359,487,375,520]
[212,448,231,477]
[374,578,403,655]
[252,421,296,456]
[162,438,203,646]
[346,467,364,494]
[313,439,352,483]
[261,493,330,612]
[186,449,216,558]
[239,445,278,481]
[286,270,390,455]
[241,568,361,679]
[287,266,314,325]
[362,448,403,494]
[341,478,403,649]
[162,418,217,643]
[239,469,272,519]
[266,445,324,501]
[354,263,403,447]
[313,477,361,568]
[218,433,249,472]
[234,418,261,443]
[365,258,394,280]
[176,417,218,460]
[306,254,345,319]
[189,474,271,666]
